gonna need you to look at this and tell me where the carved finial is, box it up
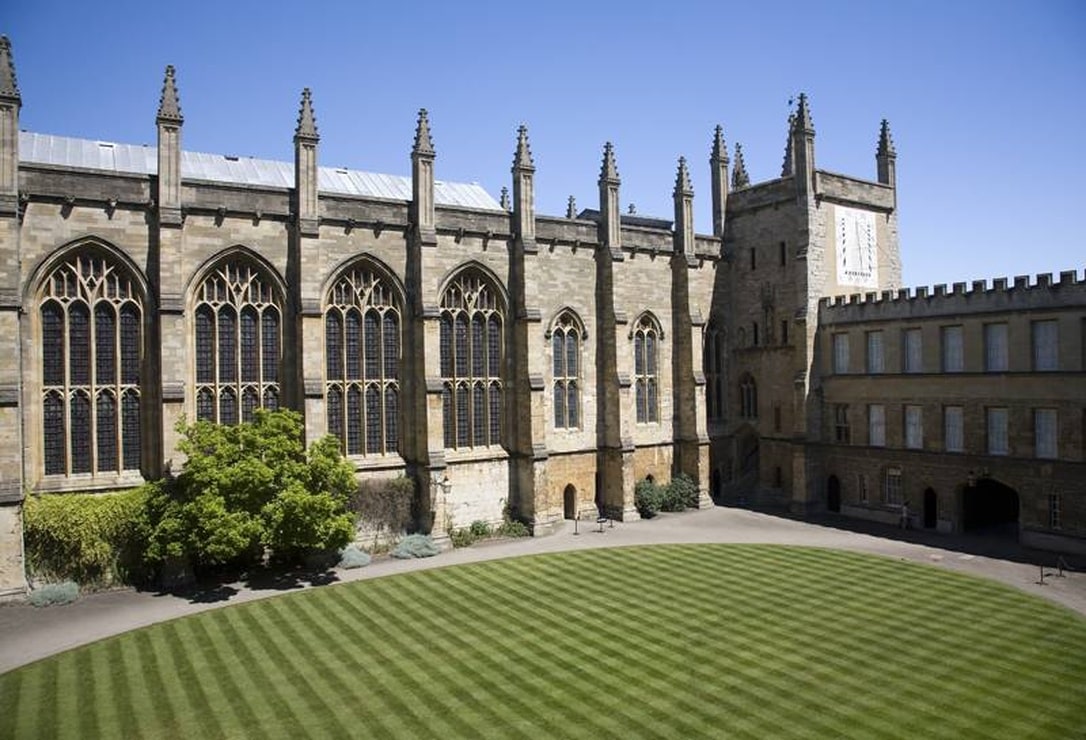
[513,124,534,170]
[413,108,435,156]
[500,186,510,211]
[711,125,728,164]
[732,143,750,189]
[566,195,577,219]
[627,203,637,215]
[674,156,693,196]
[599,141,620,183]
[877,119,896,158]
[294,88,319,142]
[794,92,814,133]
[781,111,795,177]
[156,65,183,124]
[0,36,20,104]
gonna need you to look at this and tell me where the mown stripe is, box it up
[161,619,230,739]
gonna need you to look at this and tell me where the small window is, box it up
[858,473,868,503]
[832,333,850,374]
[884,467,903,506]
[779,241,787,267]
[780,320,789,345]
[985,323,1008,372]
[944,406,964,453]
[941,326,963,372]
[905,405,923,449]
[1035,408,1057,459]
[739,375,758,419]
[1049,492,1062,530]
[773,403,782,433]
[774,466,783,487]
[1032,320,1058,371]
[834,404,851,443]
[866,331,884,374]
[752,322,759,347]
[903,329,922,373]
[987,407,1008,455]
[868,404,885,447]
[750,248,757,271]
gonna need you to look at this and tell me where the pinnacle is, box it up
[674,156,693,196]
[156,65,183,124]
[566,195,577,219]
[710,125,728,164]
[294,88,319,142]
[731,143,750,189]
[599,142,620,184]
[513,124,534,170]
[0,36,20,103]
[877,119,896,158]
[794,92,814,133]
[500,186,510,211]
[781,112,795,177]
[413,108,435,156]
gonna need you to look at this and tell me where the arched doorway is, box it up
[923,488,937,529]
[827,475,841,513]
[563,484,577,520]
[962,478,1019,537]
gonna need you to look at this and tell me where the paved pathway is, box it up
[2,507,1083,674]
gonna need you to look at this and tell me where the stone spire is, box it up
[731,143,750,189]
[413,108,435,156]
[781,111,795,177]
[566,195,577,219]
[0,36,20,105]
[500,186,510,211]
[876,118,897,188]
[411,108,436,243]
[156,65,183,124]
[513,124,534,170]
[793,92,814,134]
[294,87,318,143]
[600,141,620,184]
[294,88,320,236]
[709,125,729,238]
[674,156,693,197]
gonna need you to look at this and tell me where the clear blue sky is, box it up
[7,0,1085,287]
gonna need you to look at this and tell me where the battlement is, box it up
[819,269,1086,324]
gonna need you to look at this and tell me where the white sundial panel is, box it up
[835,206,878,289]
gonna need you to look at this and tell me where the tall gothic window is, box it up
[440,271,503,449]
[739,374,758,419]
[40,251,142,476]
[325,265,401,456]
[633,314,660,423]
[551,311,582,429]
[194,258,281,424]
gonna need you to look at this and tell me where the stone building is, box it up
[0,36,1082,594]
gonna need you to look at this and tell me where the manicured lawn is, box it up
[3,545,1085,739]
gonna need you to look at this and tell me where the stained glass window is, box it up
[324,263,401,456]
[551,312,582,429]
[193,259,282,425]
[39,250,143,477]
[633,315,661,423]
[439,272,504,449]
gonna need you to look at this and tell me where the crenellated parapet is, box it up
[819,269,1086,324]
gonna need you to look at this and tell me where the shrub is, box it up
[469,520,492,538]
[351,476,415,539]
[667,473,700,510]
[635,480,665,519]
[337,544,371,570]
[391,534,440,559]
[449,528,476,548]
[27,581,80,607]
[495,519,530,538]
[23,486,152,588]
[146,410,357,571]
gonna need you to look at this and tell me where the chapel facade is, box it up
[0,36,1082,594]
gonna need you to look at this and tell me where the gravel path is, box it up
[2,507,1082,674]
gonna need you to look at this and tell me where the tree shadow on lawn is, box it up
[147,562,342,604]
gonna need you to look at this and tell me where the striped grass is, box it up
[3,545,1085,739]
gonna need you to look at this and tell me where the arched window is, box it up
[39,251,143,476]
[633,314,660,423]
[550,311,583,429]
[440,271,503,449]
[193,258,281,424]
[325,264,401,456]
[739,374,758,419]
[705,323,726,422]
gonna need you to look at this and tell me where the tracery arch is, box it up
[191,253,283,424]
[632,312,662,423]
[37,247,145,477]
[548,309,586,429]
[439,268,505,449]
[324,260,402,456]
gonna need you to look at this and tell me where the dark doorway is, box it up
[923,488,937,529]
[711,469,722,502]
[827,475,841,513]
[563,484,577,520]
[962,479,1019,536]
